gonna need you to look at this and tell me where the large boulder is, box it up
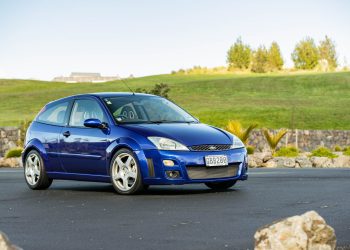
[254,210,336,250]
[0,231,21,250]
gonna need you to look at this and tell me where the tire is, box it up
[110,148,144,195]
[205,180,237,190]
[24,150,53,190]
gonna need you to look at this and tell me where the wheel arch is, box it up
[106,137,148,178]
[22,139,48,166]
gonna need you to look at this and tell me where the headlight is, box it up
[230,136,245,149]
[148,137,189,151]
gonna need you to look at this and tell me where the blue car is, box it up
[22,93,248,194]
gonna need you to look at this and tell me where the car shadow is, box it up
[50,183,239,195]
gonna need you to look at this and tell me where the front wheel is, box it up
[110,148,144,195]
[205,180,237,190]
[24,150,53,190]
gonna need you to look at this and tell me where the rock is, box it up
[281,157,296,168]
[310,157,333,168]
[262,153,273,163]
[262,159,277,168]
[254,210,336,250]
[295,157,312,168]
[0,231,21,250]
[269,157,295,168]
[332,155,350,168]
[0,157,22,168]
[248,155,263,168]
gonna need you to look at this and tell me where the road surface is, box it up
[1,168,349,249]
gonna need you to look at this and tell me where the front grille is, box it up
[186,163,240,179]
[190,144,231,151]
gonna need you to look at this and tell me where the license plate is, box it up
[205,155,228,167]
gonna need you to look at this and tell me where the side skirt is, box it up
[47,172,111,183]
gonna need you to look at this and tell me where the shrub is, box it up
[343,147,350,156]
[135,83,170,99]
[262,128,287,154]
[274,146,299,157]
[246,145,255,155]
[17,119,32,147]
[5,148,23,158]
[334,145,342,152]
[310,147,338,158]
[226,120,258,145]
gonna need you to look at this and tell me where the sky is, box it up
[0,0,349,80]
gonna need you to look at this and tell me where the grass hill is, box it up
[0,71,349,129]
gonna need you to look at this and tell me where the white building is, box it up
[53,72,120,83]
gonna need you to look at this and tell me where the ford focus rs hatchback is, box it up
[23,93,248,194]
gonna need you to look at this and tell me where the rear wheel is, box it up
[24,150,53,190]
[205,180,237,190]
[110,148,144,195]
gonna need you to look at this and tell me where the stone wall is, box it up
[0,127,349,156]
[248,129,350,152]
[0,127,20,157]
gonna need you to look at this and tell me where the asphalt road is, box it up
[1,168,350,250]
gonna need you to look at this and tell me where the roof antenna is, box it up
[120,77,135,95]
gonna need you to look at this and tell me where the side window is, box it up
[69,99,106,127]
[37,102,69,126]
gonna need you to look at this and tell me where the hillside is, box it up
[0,72,350,129]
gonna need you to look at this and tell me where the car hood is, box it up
[120,123,232,146]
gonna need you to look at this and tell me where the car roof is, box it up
[47,92,158,105]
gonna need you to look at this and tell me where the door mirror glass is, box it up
[84,118,107,129]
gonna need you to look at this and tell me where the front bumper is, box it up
[135,148,248,185]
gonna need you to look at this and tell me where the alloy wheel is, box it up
[25,153,41,186]
[112,152,138,191]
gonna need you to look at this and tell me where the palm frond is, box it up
[226,120,258,144]
[262,128,287,153]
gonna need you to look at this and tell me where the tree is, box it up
[292,37,319,70]
[227,37,251,70]
[135,83,170,99]
[251,45,268,73]
[267,42,284,71]
[318,36,338,69]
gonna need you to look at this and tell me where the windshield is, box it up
[103,95,198,124]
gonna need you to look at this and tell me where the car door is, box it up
[35,100,71,172]
[58,98,109,175]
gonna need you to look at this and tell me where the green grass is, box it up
[1,71,350,129]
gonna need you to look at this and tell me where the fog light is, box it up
[166,170,180,179]
[163,160,175,167]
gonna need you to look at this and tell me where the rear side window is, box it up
[69,99,106,127]
[36,102,69,126]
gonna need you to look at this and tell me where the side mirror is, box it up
[84,119,108,129]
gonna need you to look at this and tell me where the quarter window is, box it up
[36,102,69,126]
[69,99,106,127]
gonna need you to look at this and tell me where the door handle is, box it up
[63,131,71,137]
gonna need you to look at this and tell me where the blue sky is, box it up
[0,0,349,80]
